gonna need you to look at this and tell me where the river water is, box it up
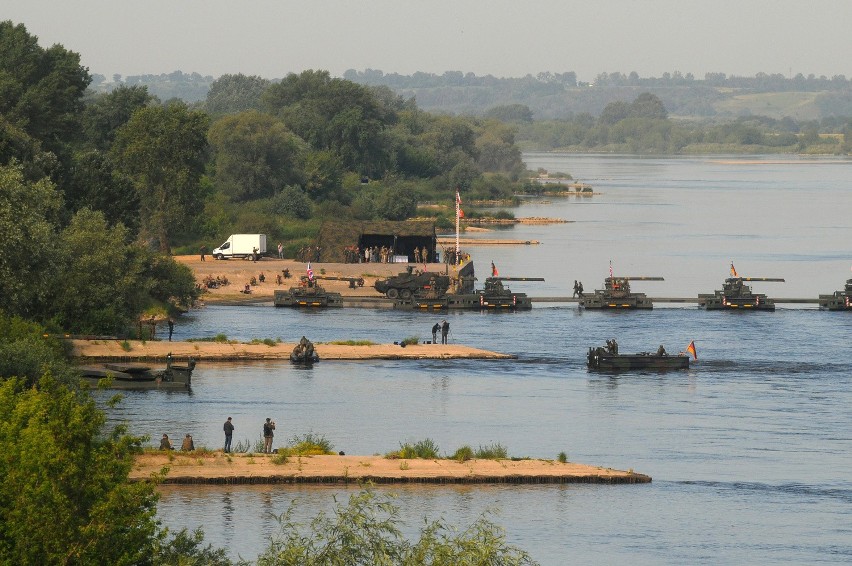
[109,155,852,564]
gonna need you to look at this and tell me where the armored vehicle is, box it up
[580,276,663,309]
[374,266,451,299]
[699,277,784,311]
[274,278,343,307]
[818,278,852,311]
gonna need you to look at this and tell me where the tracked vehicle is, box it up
[274,278,343,308]
[580,276,663,309]
[818,278,852,311]
[699,277,784,311]
[374,266,451,299]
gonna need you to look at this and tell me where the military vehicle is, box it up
[394,264,544,311]
[818,278,852,311]
[699,277,784,311]
[587,343,690,371]
[374,266,451,299]
[274,278,343,307]
[580,276,664,309]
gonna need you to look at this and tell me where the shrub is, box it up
[557,451,568,463]
[475,442,508,459]
[282,431,334,456]
[452,445,474,462]
[397,438,440,459]
[400,336,419,346]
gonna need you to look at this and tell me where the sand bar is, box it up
[131,453,650,485]
[69,339,516,361]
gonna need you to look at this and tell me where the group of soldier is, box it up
[572,280,585,298]
[297,245,322,262]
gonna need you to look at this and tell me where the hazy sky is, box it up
[5,0,852,82]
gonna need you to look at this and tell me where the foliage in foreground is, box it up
[254,489,538,566]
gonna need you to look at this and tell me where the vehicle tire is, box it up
[400,289,412,299]
[215,254,224,260]
[387,289,399,299]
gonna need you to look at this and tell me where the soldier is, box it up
[656,344,667,356]
[180,434,195,451]
[432,322,440,344]
[159,433,173,450]
[167,318,174,342]
[441,320,450,344]
[414,247,421,264]
[573,280,579,298]
[578,281,584,297]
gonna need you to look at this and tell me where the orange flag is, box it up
[686,340,698,360]
[730,262,738,277]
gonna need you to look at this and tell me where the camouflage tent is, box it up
[316,221,437,263]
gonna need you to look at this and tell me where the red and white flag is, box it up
[456,190,464,218]
[307,262,313,281]
[609,260,613,278]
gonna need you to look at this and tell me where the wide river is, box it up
[108,154,852,564]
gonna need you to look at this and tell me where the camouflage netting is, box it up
[316,221,437,262]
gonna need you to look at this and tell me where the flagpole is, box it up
[455,190,460,266]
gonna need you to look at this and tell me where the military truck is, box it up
[580,276,663,309]
[818,278,852,311]
[699,277,784,311]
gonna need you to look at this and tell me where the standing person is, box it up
[277,242,284,259]
[578,281,584,298]
[572,280,579,298]
[223,417,234,453]
[200,245,206,262]
[431,322,440,344]
[263,418,275,453]
[441,320,450,344]
[167,318,174,341]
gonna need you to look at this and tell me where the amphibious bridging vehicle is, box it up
[818,278,852,311]
[274,278,343,308]
[587,346,689,371]
[78,356,196,390]
[580,276,663,309]
[699,277,784,311]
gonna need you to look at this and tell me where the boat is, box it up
[818,278,852,311]
[274,278,343,307]
[699,276,784,311]
[587,345,689,371]
[580,276,663,309]
[78,355,196,390]
[290,336,319,363]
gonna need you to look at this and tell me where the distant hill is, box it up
[92,69,852,121]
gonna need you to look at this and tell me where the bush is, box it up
[281,431,334,456]
[400,336,419,346]
[557,451,568,463]
[452,445,474,462]
[475,442,508,459]
[393,438,440,459]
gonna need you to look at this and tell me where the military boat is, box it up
[587,345,689,371]
[699,277,784,311]
[290,336,319,363]
[818,278,852,311]
[78,355,196,390]
[274,278,343,307]
[580,276,663,309]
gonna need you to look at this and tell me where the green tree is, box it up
[484,104,534,123]
[81,84,155,150]
[599,100,630,125]
[303,149,345,202]
[65,150,140,232]
[205,73,271,115]
[0,374,160,565]
[208,111,306,202]
[111,102,209,252]
[629,92,668,120]
[0,164,60,320]
[375,185,418,221]
[272,185,313,219]
[0,21,91,155]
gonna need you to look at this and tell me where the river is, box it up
[109,154,852,564]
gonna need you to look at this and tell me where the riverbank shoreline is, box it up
[131,453,650,485]
[69,339,516,361]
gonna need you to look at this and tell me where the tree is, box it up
[65,150,140,232]
[303,149,344,202]
[0,164,60,320]
[599,100,630,125]
[111,102,209,252]
[0,21,91,154]
[205,73,270,115]
[629,92,668,120]
[484,104,534,123]
[271,185,313,219]
[0,374,160,565]
[376,185,418,221]
[81,85,155,150]
[208,111,307,202]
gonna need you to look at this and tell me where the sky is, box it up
[5,0,852,83]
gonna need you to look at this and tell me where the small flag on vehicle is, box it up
[686,340,698,360]
[307,262,313,281]
[730,262,738,277]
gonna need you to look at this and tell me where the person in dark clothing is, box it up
[263,418,275,453]
[224,417,234,452]
[167,318,174,341]
[159,433,173,450]
[432,322,440,344]
[181,434,195,451]
[441,320,449,344]
[577,281,584,298]
[572,280,579,298]
[200,246,206,262]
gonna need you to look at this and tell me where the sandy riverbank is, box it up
[69,339,516,361]
[130,452,650,485]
